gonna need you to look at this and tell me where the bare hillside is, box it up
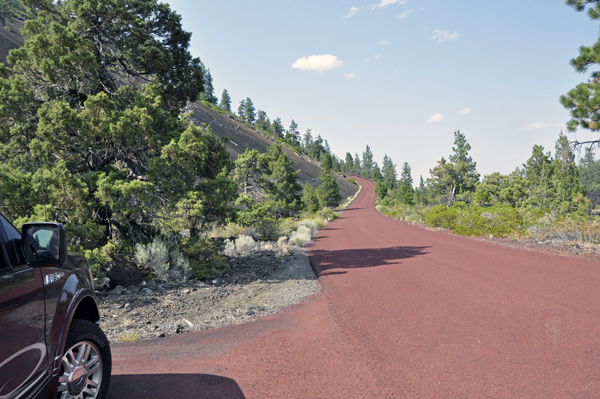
[0,17,24,66]
[185,102,358,199]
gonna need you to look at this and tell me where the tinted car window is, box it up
[0,214,23,266]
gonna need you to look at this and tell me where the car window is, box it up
[0,214,23,266]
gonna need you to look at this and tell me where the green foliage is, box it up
[561,0,600,136]
[425,205,459,230]
[316,168,342,207]
[428,131,479,205]
[348,178,357,185]
[0,0,237,279]
[382,154,397,190]
[219,89,231,112]
[234,143,303,227]
[302,183,321,213]
[180,236,226,279]
[578,146,600,191]
[361,145,374,179]
[375,180,388,199]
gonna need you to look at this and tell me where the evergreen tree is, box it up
[244,97,256,124]
[271,118,284,139]
[237,99,247,120]
[362,145,374,179]
[345,152,354,174]
[372,162,383,182]
[0,0,237,253]
[286,120,300,145]
[413,176,429,205]
[382,154,397,190]
[219,89,231,112]
[256,110,271,131]
[427,157,458,206]
[397,162,414,205]
[316,167,342,207]
[201,66,217,104]
[320,152,333,170]
[448,130,480,197]
[375,180,388,199]
[579,147,600,191]
[303,128,313,149]
[561,0,600,145]
[302,183,320,213]
[354,153,362,175]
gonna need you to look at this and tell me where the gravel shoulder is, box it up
[97,247,321,343]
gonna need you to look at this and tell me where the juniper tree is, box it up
[0,0,237,273]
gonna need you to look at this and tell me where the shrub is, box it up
[278,218,298,236]
[349,179,357,185]
[291,226,313,247]
[298,219,318,236]
[255,218,278,239]
[317,208,338,222]
[135,239,170,278]
[425,205,458,230]
[180,236,226,279]
[235,235,257,254]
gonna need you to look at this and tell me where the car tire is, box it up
[56,319,111,399]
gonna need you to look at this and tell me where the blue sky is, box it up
[166,0,600,183]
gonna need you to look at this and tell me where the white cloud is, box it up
[292,54,343,72]
[345,73,357,79]
[519,122,553,132]
[365,54,383,61]
[427,113,446,123]
[432,29,461,42]
[379,40,390,46]
[457,107,471,115]
[372,0,406,10]
[396,10,411,19]
[344,6,361,18]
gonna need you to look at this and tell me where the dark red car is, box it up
[0,213,111,399]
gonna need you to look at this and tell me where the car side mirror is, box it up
[21,223,68,267]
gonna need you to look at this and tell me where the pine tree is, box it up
[579,147,600,191]
[362,145,374,179]
[237,99,247,121]
[219,89,231,112]
[375,180,388,199]
[271,118,284,139]
[286,120,300,145]
[448,130,480,197]
[302,183,320,213]
[202,66,217,104]
[303,128,313,149]
[244,97,256,124]
[256,110,270,131]
[345,153,354,174]
[561,0,600,145]
[382,154,397,190]
[316,167,342,207]
[372,162,383,182]
[354,153,362,175]
[397,162,414,205]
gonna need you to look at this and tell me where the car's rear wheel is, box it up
[56,320,111,399]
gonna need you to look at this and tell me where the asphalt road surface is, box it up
[110,176,600,398]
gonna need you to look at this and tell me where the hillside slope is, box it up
[185,102,358,199]
[0,18,358,200]
[0,17,24,66]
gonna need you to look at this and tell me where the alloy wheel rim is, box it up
[57,341,103,399]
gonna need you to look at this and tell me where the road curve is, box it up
[109,176,600,398]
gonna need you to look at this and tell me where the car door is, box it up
[0,214,48,399]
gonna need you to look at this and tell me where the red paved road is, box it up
[110,176,600,398]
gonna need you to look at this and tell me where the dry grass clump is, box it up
[291,226,313,247]
[224,234,257,256]
[117,331,141,343]
[526,215,600,244]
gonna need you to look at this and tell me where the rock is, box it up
[212,278,224,286]
[111,286,125,296]
[140,288,153,295]
[105,256,146,287]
